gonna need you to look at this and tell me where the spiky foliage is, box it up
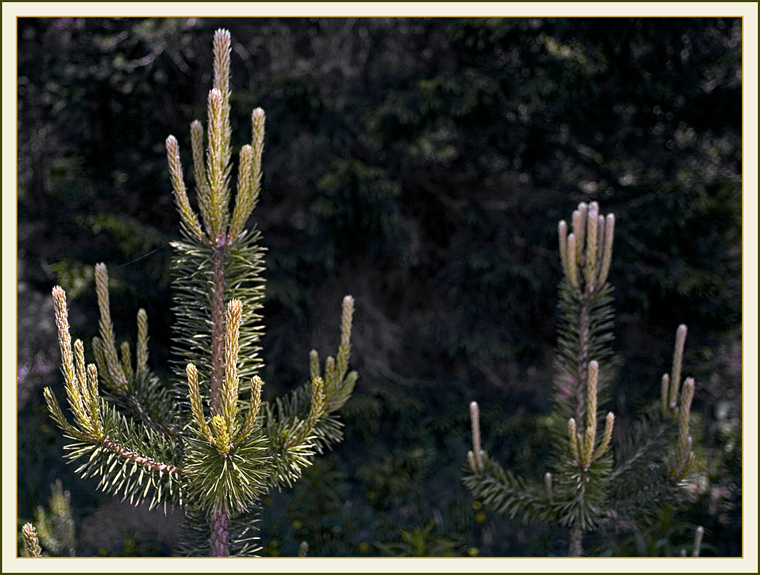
[42,29,357,557]
[21,524,42,558]
[464,202,700,556]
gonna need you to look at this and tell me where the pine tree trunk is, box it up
[569,523,583,557]
[576,294,591,424]
[210,244,227,414]
[210,510,230,556]
[209,242,229,555]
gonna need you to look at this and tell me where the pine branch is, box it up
[259,380,329,490]
[607,474,682,516]
[59,399,183,507]
[308,295,357,414]
[463,453,552,523]
[47,281,183,510]
[82,265,181,436]
[608,410,672,484]
[107,370,180,439]
[267,386,348,454]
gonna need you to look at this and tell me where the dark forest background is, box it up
[16,17,742,557]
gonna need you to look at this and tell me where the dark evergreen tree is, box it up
[464,201,701,557]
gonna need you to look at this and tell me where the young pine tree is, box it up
[43,28,358,557]
[464,201,700,557]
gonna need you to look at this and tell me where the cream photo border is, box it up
[3,2,757,573]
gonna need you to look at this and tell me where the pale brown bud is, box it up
[669,324,688,407]
[470,401,483,471]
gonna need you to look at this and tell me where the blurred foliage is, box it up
[19,480,76,557]
[311,158,403,267]
[358,448,430,512]
[106,530,174,557]
[17,16,742,556]
[595,506,706,557]
[375,519,469,557]
[283,458,356,554]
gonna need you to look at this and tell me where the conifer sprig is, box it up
[166,135,205,242]
[190,120,211,231]
[222,299,243,430]
[45,286,183,503]
[22,524,42,557]
[187,363,214,445]
[94,264,128,391]
[235,375,263,448]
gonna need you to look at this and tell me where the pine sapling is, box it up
[464,201,700,556]
[42,28,358,557]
